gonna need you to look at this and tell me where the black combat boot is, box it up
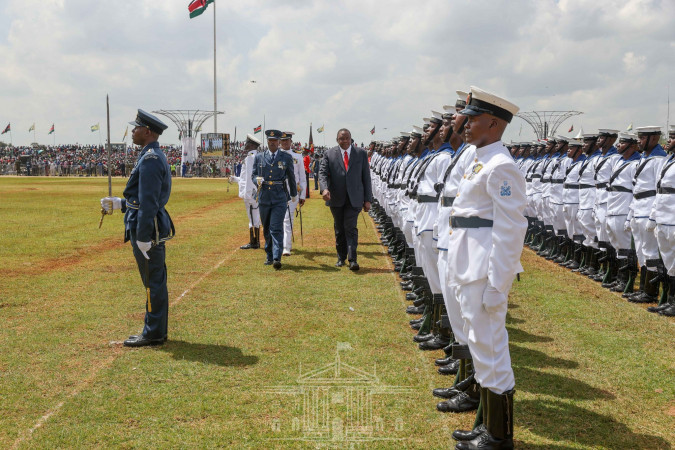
[629,268,659,303]
[623,264,644,298]
[240,227,255,249]
[456,389,514,450]
[453,386,487,444]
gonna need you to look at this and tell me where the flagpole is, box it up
[263,114,266,149]
[213,0,217,133]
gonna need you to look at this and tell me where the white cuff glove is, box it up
[623,220,631,232]
[136,240,152,260]
[291,196,298,203]
[646,220,656,232]
[100,196,122,214]
[482,285,508,314]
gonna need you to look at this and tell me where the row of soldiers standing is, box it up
[369,87,526,449]
[517,125,675,316]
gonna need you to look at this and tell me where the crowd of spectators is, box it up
[0,140,328,178]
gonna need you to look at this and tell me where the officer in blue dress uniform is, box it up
[252,129,297,269]
[100,109,174,347]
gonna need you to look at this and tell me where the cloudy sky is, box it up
[1,0,673,147]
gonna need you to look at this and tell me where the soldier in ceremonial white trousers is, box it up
[446,87,526,449]
[230,134,263,249]
[605,132,641,293]
[626,126,667,302]
[649,125,675,316]
[280,131,306,256]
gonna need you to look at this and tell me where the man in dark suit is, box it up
[319,128,373,270]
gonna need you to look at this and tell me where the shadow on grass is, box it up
[352,267,395,275]
[281,263,339,272]
[514,367,613,400]
[511,344,578,370]
[518,399,669,449]
[507,326,554,343]
[161,340,259,367]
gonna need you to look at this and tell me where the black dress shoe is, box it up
[123,335,164,347]
[438,359,460,375]
[405,292,419,301]
[273,260,282,270]
[406,305,425,315]
[419,336,451,351]
[128,334,167,342]
[410,321,422,330]
[436,391,479,413]
[335,259,345,267]
[264,259,273,265]
[433,375,474,399]
[413,332,434,343]
[349,261,360,271]
[659,304,675,316]
[435,356,454,366]
[647,303,672,313]
[452,424,486,442]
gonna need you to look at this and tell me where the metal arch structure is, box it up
[153,109,224,166]
[515,111,583,140]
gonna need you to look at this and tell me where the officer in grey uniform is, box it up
[251,130,298,270]
[101,109,174,347]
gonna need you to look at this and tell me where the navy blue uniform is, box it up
[252,149,297,262]
[121,141,174,340]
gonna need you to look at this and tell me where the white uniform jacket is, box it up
[446,141,527,293]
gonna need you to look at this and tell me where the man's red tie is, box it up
[343,150,349,170]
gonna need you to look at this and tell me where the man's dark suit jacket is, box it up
[319,145,373,208]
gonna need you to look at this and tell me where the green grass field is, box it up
[0,176,673,449]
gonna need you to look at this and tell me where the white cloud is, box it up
[0,0,673,146]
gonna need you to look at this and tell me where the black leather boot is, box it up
[456,389,514,449]
[240,227,255,249]
[453,386,487,442]
[437,379,480,413]
[623,264,644,298]
[629,268,659,303]
[252,227,261,249]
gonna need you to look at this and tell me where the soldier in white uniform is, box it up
[575,134,601,273]
[625,126,667,303]
[560,139,586,268]
[547,137,573,262]
[590,130,620,281]
[446,87,526,449]
[229,134,262,249]
[409,111,455,350]
[280,131,306,256]
[649,125,675,315]
[604,132,641,293]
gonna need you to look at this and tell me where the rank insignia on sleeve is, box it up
[500,181,511,196]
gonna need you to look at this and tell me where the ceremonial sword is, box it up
[99,94,112,228]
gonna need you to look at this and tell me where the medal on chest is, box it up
[468,163,483,180]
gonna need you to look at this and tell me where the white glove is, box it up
[646,220,656,232]
[562,205,567,213]
[100,196,122,214]
[291,196,298,203]
[623,220,631,232]
[256,176,264,187]
[482,285,508,314]
[136,240,152,260]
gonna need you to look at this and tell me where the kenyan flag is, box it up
[188,0,214,19]
[48,124,55,134]
[1,123,9,134]
[253,125,262,134]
